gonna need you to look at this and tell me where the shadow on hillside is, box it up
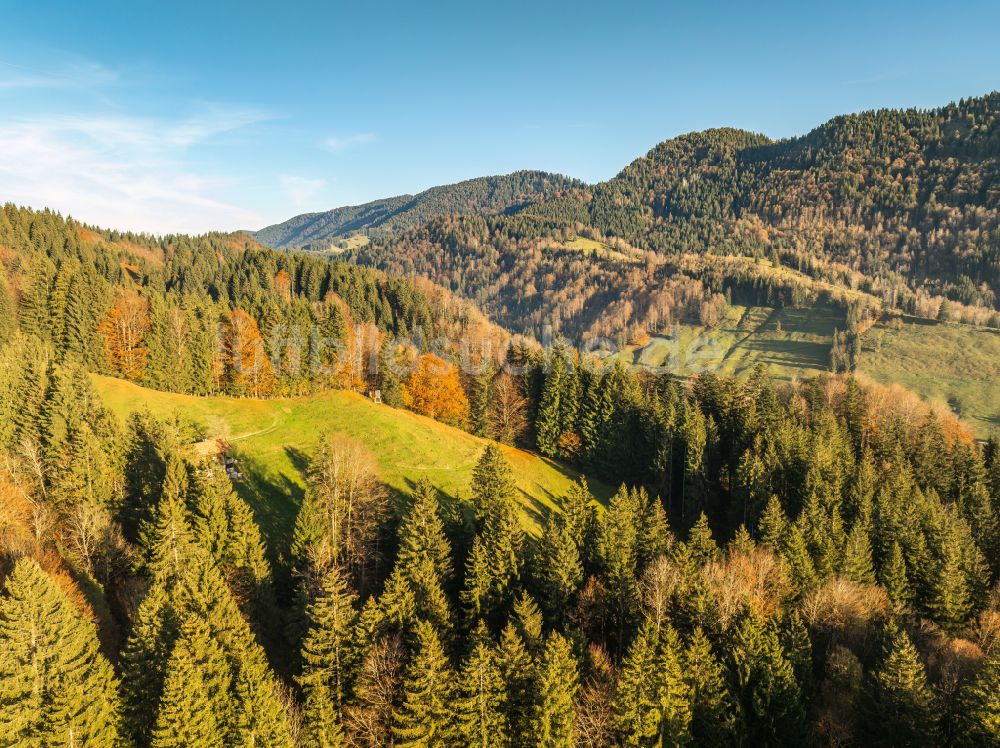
[232,452,305,555]
[742,337,830,370]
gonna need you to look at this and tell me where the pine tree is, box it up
[688,512,720,565]
[231,639,296,748]
[860,626,940,746]
[615,621,692,746]
[0,557,123,747]
[730,611,805,746]
[151,615,233,748]
[955,650,1000,746]
[842,523,876,584]
[497,622,535,744]
[535,514,583,624]
[297,566,358,748]
[683,627,736,745]
[535,349,565,457]
[392,620,456,746]
[398,478,454,586]
[531,632,580,748]
[454,640,508,747]
[880,540,912,613]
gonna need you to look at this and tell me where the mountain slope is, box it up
[93,374,606,543]
[253,170,585,249]
[334,93,1000,341]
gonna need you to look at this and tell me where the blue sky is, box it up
[0,0,998,234]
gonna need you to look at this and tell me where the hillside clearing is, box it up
[93,375,606,545]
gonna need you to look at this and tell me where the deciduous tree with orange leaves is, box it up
[403,353,469,425]
[99,290,151,380]
[220,309,276,397]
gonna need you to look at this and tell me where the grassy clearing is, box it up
[93,375,605,545]
[618,304,844,381]
[859,320,1000,438]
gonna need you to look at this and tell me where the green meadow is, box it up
[93,375,605,545]
[858,319,1000,438]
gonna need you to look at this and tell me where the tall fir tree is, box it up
[531,632,580,748]
[454,639,508,747]
[297,566,358,748]
[151,615,233,748]
[860,626,940,747]
[392,620,456,746]
[0,558,123,747]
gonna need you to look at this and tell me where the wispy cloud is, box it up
[0,108,273,234]
[324,132,376,152]
[280,174,327,208]
[0,59,118,90]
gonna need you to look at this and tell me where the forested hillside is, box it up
[0,204,505,398]
[339,93,1000,340]
[253,171,584,250]
[1,98,1000,745]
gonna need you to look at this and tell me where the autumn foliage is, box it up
[220,309,276,397]
[99,290,151,380]
[403,353,469,424]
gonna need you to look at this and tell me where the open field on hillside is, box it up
[93,375,604,546]
[618,304,844,380]
[858,319,1000,438]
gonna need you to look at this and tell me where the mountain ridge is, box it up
[253,169,584,249]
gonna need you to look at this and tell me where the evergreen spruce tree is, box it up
[0,265,17,344]
[842,523,876,584]
[688,511,720,566]
[638,492,671,569]
[454,640,508,747]
[782,524,818,593]
[880,540,912,613]
[141,456,197,583]
[927,528,972,634]
[0,558,123,747]
[461,536,493,622]
[955,649,1000,746]
[531,632,580,748]
[560,477,596,570]
[151,615,233,748]
[535,349,565,457]
[512,592,545,657]
[615,621,692,746]
[860,626,940,747]
[392,620,456,746]
[231,639,296,748]
[497,622,535,744]
[730,611,805,746]
[470,365,494,439]
[758,495,788,552]
[535,514,583,624]
[121,581,178,745]
[398,478,454,586]
[297,566,358,748]
[683,627,736,745]
[469,445,522,620]
[597,486,642,654]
